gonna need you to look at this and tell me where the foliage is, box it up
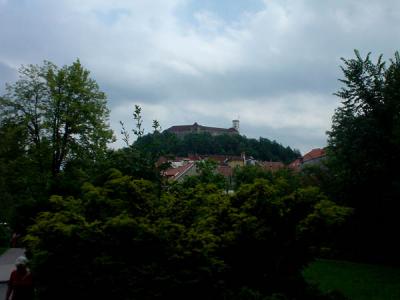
[180,159,227,190]
[233,165,274,189]
[0,119,49,229]
[119,120,130,147]
[132,104,144,138]
[152,119,161,133]
[233,165,302,193]
[0,60,114,178]
[327,50,400,263]
[25,171,351,299]
[0,60,114,232]
[134,131,300,164]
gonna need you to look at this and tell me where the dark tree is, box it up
[327,50,400,263]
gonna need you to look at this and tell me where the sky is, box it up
[1,0,399,153]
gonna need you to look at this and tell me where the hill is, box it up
[133,131,300,164]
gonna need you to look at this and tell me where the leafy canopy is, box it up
[0,60,114,177]
[26,170,351,299]
[327,50,400,263]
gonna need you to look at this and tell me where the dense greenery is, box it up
[25,170,351,300]
[1,61,113,177]
[134,131,300,163]
[326,51,400,264]
[0,61,114,230]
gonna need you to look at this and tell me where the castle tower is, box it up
[232,119,240,133]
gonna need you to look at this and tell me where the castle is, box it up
[165,120,240,138]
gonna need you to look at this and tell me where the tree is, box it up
[327,50,400,263]
[152,119,161,133]
[233,165,273,189]
[0,60,114,178]
[0,119,30,223]
[132,104,144,138]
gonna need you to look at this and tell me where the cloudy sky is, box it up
[1,0,399,153]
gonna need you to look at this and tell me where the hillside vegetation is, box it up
[134,131,301,163]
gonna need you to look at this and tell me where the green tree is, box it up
[0,120,29,223]
[327,50,400,263]
[233,165,273,189]
[0,61,114,233]
[132,104,144,138]
[1,60,114,178]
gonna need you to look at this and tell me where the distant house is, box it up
[203,154,246,168]
[228,156,246,168]
[302,148,326,166]
[165,121,239,138]
[289,148,326,171]
[163,162,197,182]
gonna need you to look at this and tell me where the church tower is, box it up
[232,119,240,133]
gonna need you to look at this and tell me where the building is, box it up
[163,161,197,182]
[165,120,239,138]
[302,148,326,166]
[203,154,245,167]
[289,148,326,171]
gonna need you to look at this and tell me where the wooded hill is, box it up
[134,131,301,164]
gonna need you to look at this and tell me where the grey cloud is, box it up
[1,0,400,152]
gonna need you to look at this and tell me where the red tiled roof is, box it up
[302,148,326,162]
[164,168,180,177]
[163,162,195,179]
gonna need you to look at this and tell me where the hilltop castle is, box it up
[165,120,240,138]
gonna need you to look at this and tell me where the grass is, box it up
[303,259,400,300]
[0,247,7,255]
